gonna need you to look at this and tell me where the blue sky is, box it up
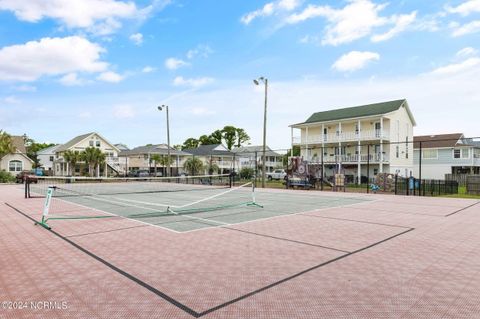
[0,0,480,149]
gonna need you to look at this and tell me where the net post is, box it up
[24,176,29,198]
[247,176,263,208]
[35,186,55,230]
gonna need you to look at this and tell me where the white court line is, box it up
[178,197,382,234]
[28,188,182,233]
[105,182,252,209]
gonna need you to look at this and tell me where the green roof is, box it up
[302,99,407,124]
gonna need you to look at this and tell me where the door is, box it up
[374,122,381,138]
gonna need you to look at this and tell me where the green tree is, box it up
[81,147,106,177]
[184,157,204,176]
[182,138,200,150]
[222,126,237,150]
[63,150,82,176]
[199,135,214,145]
[0,130,15,159]
[150,154,162,176]
[209,130,223,144]
[235,128,250,148]
[239,167,254,180]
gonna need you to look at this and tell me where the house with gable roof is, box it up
[54,132,121,176]
[290,99,416,183]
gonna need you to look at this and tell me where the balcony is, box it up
[293,130,390,145]
[308,154,389,164]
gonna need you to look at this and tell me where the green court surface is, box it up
[32,182,371,232]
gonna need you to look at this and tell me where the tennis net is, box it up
[26,174,232,199]
[34,177,261,230]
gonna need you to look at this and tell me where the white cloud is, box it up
[241,2,274,25]
[446,0,480,16]
[113,104,135,118]
[0,36,107,82]
[332,51,380,72]
[371,11,417,42]
[451,20,480,37]
[13,84,36,92]
[278,0,301,11]
[165,57,189,70]
[97,71,124,83]
[186,45,213,59]
[456,47,478,58]
[3,95,20,104]
[142,66,155,73]
[59,73,85,86]
[430,57,480,75]
[173,76,214,88]
[129,33,143,45]
[190,107,215,116]
[0,0,146,35]
[241,0,299,25]
[287,0,389,46]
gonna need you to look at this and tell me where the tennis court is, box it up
[1,180,480,318]
[25,175,372,232]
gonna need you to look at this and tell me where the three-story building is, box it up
[290,99,416,183]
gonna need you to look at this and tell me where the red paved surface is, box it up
[1,184,480,318]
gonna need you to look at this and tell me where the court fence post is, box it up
[321,146,324,191]
[366,144,370,194]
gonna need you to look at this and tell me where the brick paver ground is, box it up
[1,184,479,318]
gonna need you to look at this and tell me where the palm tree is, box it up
[81,147,105,177]
[0,130,15,159]
[184,157,204,176]
[63,150,82,176]
[150,154,162,176]
[159,155,174,176]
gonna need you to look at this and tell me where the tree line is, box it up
[177,126,250,150]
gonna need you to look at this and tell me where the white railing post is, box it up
[380,117,384,173]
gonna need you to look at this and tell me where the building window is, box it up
[474,149,480,159]
[396,146,399,158]
[96,141,101,147]
[9,160,23,172]
[405,137,409,159]
[49,156,54,162]
[454,148,469,159]
[423,149,438,159]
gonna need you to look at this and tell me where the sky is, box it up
[0,0,480,150]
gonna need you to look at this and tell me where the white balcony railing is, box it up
[293,130,390,145]
[308,154,389,163]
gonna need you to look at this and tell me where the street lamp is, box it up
[253,77,268,188]
[157,105,171,177]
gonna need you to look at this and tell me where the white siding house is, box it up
[290,99,416,183]
[37,144,61,173]
[413,133,480,179]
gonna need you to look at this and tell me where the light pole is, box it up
[254,77,268,188]
[157,105,171,177]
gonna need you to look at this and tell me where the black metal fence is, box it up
[394,177,459,197]
[467,176,480,195]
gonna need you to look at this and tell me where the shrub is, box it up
[239,167,254,180]
[0,170,15,183]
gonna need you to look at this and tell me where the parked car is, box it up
[127,170,150,178]
[266,169,287,181]
[16,171,37,184]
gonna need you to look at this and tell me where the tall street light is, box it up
[157,105,171,177]
[253,77,268,188]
